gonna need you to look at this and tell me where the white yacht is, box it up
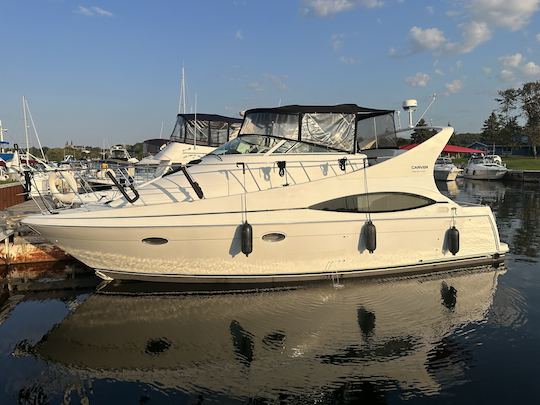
[434,157,462,181]
[138,113,242,167]
[23,104,508,283]
[463,154,507,180]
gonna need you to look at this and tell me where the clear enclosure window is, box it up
[241,113,299,139]
[211,135,283,155]
[356,114,396,151]
[301,113,355,151]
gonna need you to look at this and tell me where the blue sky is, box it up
[1,0,539,147]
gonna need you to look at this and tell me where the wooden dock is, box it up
[0,200,71,265]
[506,170,540,183]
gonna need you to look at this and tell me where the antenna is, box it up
[415,93,437,126]
[402,99,417,128]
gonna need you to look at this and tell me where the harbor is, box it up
[3,0,540,403]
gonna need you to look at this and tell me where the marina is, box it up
[0,178,538,403]
[2,1,540,403]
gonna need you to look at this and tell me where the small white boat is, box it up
[463,154,507,180]
[434,157,462,181]
[23,104,508,283]
[138,113,242,166]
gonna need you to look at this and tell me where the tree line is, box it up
[22,143,144,162]
[408,80,540,157]
[481,81,540,157]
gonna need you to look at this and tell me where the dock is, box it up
[505,170,540,183]
[0,200,71,265]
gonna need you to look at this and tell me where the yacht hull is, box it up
[463,169,507,180]
[27,206,508,283]
[434,169,460,182]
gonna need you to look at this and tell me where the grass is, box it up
[502,157,540,170]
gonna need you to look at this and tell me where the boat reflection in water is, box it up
[34,267,504,402]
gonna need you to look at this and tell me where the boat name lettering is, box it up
[411,165,429,170]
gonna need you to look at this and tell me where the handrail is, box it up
[179,165,204,199]
[106,171,140,204]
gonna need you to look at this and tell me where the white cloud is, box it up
[235,30,244,40]
[264,74,288,91]
[536,33,540,42]
[483,66,493,76]
[331,34,345,50]
[522,61,540,77]
[76,5,113,17]
[303,0,383,16]
[445,79,463,94]
[409,26,447,51]
[405,72,430,87]
[455,20,491,53]
[499,53,524,68]
[468,0,540,31]
[76,5,94,16]
[434,68,444,76]
[248,81,264,92]
[498,69,515,82]
[400,1,539,56]
[339,56,358,64]
[93,6,113,17]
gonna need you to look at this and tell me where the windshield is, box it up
[211,136,282,155]
[209,135,340,156]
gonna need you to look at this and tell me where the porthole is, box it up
[262,233,286,242]
[142,237,168,245]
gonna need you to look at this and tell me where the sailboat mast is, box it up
[0,120,5,154]
[178,66,187,115]
[24,97,46,160]
[194,93,197,148]
[22,96,30,164]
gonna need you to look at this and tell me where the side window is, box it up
[310,192,435,213]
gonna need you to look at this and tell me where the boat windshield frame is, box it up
[237,104,397,154]
[169,114,242,147]
[209,135,345,156]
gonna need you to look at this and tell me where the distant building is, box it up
[468,139,533,156]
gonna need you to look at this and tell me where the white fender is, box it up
[48,171,78,204]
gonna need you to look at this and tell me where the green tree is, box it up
[411,118,436,144]
[481,111,502,145]
[499,116,522,153]
[496,88,519,121]
[519,81,540,158]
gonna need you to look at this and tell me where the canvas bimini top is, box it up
[170,113,243,147]
[239,104,397,153]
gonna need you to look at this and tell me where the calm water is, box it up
[1,179,539,404]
